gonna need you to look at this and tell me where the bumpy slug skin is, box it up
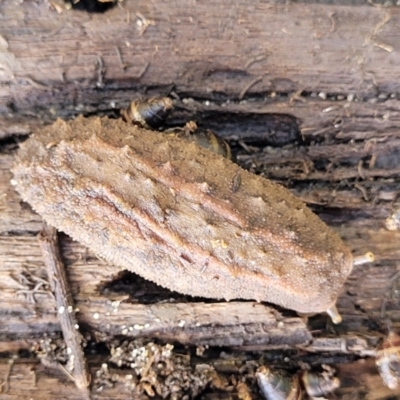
[12,116,353,314]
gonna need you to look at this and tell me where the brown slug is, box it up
[12,116,373,322]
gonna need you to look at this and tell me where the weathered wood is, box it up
[1,1,400,139]
[0,359,140,400]
[0,356,399,399]
[1,2,400,99]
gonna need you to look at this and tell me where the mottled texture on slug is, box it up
[12,116,353,314]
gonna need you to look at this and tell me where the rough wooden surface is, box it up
[1,0,400,138]
[0,358,398,400]
[1,0,400,399]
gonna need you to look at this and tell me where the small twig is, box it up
[357,160,366,180]
[354,183,369,202]
[38,223,91,400]
[237,140,254,153]
[18,76,50,90]
[136,61,150,79]
[289,89,306,104]
[369,154,377,169]
[238,75,263,100]
[11,267,54,304]
[136,12,155,36]
[30,368,37,388]
[96,56,105,89]
[16,288,54,304]
[328,12,336,33]
[40,25,65,38]
[373,10,391,37]
[364,136,388,151]
[245,55,267,69]
[40,356,76,383]
[372,41,393,53]
[114,46,129,70]
[10,273,31,289]
[363,11,393,53]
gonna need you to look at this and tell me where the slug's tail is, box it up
[326,252,375,324]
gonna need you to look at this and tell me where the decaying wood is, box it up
[0,2,398,103]
[1,0,400,398]
[1,357,395,400]
[1,1,400,141]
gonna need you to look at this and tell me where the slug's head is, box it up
[325,252,375,324]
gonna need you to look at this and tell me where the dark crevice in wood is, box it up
[67,0,117,13]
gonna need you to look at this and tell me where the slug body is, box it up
[13,116,354,316]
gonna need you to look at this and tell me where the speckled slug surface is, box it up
[13,116,355,320]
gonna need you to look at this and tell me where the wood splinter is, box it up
[38,223,91,400]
